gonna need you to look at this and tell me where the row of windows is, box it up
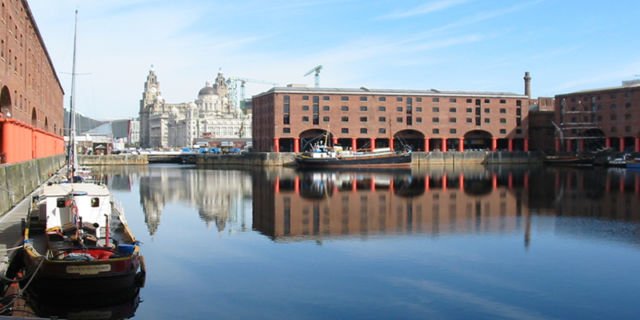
[293,105,516,113]
[567,102,633,111]
[295,95,520,105]
[567,91,635,102]
[282,127,518,135]
[284,114,517,126]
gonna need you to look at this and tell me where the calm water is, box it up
[33,165,640,319]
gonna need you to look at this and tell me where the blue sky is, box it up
[28,0,640,120]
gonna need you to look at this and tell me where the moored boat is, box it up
[626,158,640,170]
[295,144,412,169]
[20,181,145,297]
[543,154,594,166]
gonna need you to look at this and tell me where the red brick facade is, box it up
[253,87,531,153]
[553,81,640,153]
[0,0,64,163]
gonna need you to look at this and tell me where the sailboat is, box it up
[18,10,145,298]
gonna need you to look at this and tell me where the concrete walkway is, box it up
[0,186,40,276]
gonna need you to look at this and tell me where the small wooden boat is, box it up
[295,144,412,169]
[20,182,145,297]
[543,154,594,166]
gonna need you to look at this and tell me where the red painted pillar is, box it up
[370,137,376,151]
[371,176,376,192]
[635,137,640,152]
[425,176,430,191]
[294,138,300,153]
[523,138,529,152]
[578,139,584,153]
[273,138,280,153]
[442,174,448,191]
[555,138,560,153]
[491,137,497,151]
[351,138,357,151]
[352,178,357,192]
[389,137,394,151]
[459,173,464,191]
[507,138,513,152]
[389,179,395,193]
[294,175,300,194]
[332,137,338,146]
[424,138,430,152]
[605,137,611,149]
[441,138,447,152]
[458,138,464,152]
[619,137,625,152]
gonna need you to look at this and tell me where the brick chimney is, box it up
[524,72,531,97]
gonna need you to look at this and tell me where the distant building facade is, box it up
[553,80,640,153]
[138,68,251,149]
[252,73,533,153]
[0,0,64,163]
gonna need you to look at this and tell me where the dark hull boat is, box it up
[296,146,412,169]
[543,155,594,166]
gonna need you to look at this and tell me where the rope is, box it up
[17,256,45,297]
[0,245,23,253]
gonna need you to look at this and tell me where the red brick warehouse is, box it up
[553,80,640,153]
[252,73,533,153]
[0,0,65,164]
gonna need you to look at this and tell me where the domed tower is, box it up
[213,72,228,98]
[139,66,162,147]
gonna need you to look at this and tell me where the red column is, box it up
[555,138,560,153]
[294,176,300,194]
[294,138,300,153]
[332,137,338,146]
[442,174,448,191]
[578,139,584,153]
[441,138,447,152]
[352,178,357,192]
[425,176,430,191]
[605,137,611,149]
[636,137,640,152]
[370,137,376,151]
[351,138,357,151]
[619,137,625,152]
[458,138,464,152]
[273,138,280,153]
[459,173,464,191]
[389,137,394,151]
[523,138,529,152]
[507,138,513,152]
[371,176,376,192]
[491,137,497,151]
[424,138,430,152]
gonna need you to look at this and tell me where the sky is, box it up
[27,0,640,120]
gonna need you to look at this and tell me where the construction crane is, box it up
[227,77,278,110]
[304,65,322,88]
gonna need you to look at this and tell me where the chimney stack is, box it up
[524,72,531,98]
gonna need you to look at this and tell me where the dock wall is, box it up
[0,155,65,216]
[79,155,148,165]
[197,152,297,168]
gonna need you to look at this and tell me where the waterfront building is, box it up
[252,73,533,153]
[553,80,640,153]
[138,67,251,149]
[0,0,64,164]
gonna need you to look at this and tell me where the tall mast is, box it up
[67,10,78,180]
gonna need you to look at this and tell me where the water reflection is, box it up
[252,166,640,246]
[27,287,141,320]
[98,165,640,246]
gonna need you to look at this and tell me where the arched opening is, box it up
[395,129,425,151]
[464,130,492,150]
[582,128,606,152]
[0,86,12,117]
[31,107,37,127]
[299,129,332,152]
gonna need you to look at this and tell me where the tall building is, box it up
[0,0,64,164]
[553,80,640,153]
[252,73,533,153]
[138,67,251,149]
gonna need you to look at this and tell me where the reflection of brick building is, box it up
[553,80,640,153]
[252,73,533,153]
[0,0,65,164]
[252,169,529,240]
